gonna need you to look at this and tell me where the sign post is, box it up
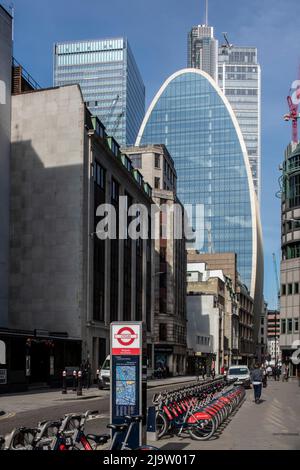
[110,322,146,449]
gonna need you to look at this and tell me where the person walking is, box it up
[266,365,272,378]
[250,363,264,404]
[281,363,286,382]
[261,364,267,388]
[286,363,290,382]
[297,366,300,387]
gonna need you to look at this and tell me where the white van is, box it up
[99,355,110,388]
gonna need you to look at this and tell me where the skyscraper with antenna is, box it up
[187,0,218,80]
[188,1,261,201]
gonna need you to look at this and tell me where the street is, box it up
[0,378,299,450]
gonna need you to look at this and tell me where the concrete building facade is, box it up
[187,251,255,366]
[257,301,268,364]
[0,5,12,329]
[186,262,227,374]
[280,142,300,375]
[124,144,187,376]
[5,84,154,390]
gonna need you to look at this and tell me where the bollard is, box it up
[77,370,83,396]
[62,370,67,394]
[146,406,157,441]
[72,370,77,392]
[96,369,100,389]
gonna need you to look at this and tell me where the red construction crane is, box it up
[284,67,300,143]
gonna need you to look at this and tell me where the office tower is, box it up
[188,25,218,81]
[280,142,300,375]
[8,84,154,389]
[124,144,187,376]
[218,45,261,199]
[136,68,263,323]
[187,15,261,200]
[0,5,12,328]
[53,37,145,146]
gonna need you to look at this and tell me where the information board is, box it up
[110,322,146,449]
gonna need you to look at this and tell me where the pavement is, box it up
[1,376,298,450]
[0,375,198,415]
[148,378,300,450]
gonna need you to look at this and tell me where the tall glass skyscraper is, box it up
[136,69,263,306]
[218,46,261,200]
[54,37,145,146]
[187,26,261,200]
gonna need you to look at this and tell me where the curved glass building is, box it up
[136,69,263,300]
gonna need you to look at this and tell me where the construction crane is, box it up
[221,32,233,55]
[105,94,119,128]
[222,32,233,50]
[272,253,280,366]
[111,110,124,136]
[284,68,300,143]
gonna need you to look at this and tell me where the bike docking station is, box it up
[110,322,147,449]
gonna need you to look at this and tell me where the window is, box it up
[295,318,299,332]
[154,153,160,169]
[288,283,293,295]
[159,323,167,341]
[130,153,142,169]
[287,318,293,334]
[295,283,299,294]
[281,319,286,334]
[94,162,105,189]
[281,284,286,296]
[111,178,119,202]
[154,177,160,189]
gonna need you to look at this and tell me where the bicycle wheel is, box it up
[155,412,168,439]
[135,445,159,450]
[189,418,216,441]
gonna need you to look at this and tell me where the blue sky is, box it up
[5,0,300,308]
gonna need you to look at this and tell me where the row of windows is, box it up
[223,73,258,81]
[281,318,299,334]
[281,282,300,296]
[56,50,124,67]
[227,51,257,64]
[283,243,300,260]
[287,174,300,208]
[56,39,124,55]
[219,66,258,73]
[285,154,300,173]
[197,335,210,346]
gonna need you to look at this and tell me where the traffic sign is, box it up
[111,323,141,355]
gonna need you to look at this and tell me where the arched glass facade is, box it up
[137,69,259,292]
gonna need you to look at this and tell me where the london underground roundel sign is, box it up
[111,323,141,355]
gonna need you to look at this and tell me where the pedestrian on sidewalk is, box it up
[250,363,263,404]
[266,365,272,378]
[297,366,300,387]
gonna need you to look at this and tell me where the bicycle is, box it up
[107,415,158,450]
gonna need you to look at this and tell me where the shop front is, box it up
[0,328,81,393]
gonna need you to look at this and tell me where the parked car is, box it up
[226,365,251,388]
[98,355,110,389]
